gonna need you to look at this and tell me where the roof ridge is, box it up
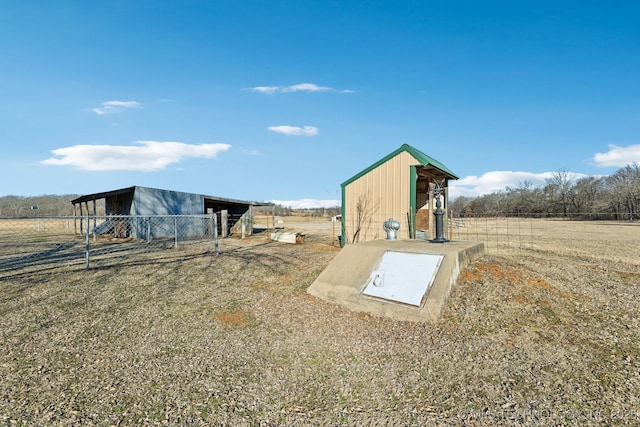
[341,144,458,187]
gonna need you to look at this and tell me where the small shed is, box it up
[70,186,264,239]
[341,144,458,244]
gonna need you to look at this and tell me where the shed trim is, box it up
[70,185,268,207]
[340,144,459,189]
[70,187,136,204]
[410,165,417,239]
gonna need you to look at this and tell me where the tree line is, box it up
[5,163,639,220]
[0,195,341,218]
[449,163,640,219]
[254,205,341,218]
[0,195,80,216]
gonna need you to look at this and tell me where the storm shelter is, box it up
[308,239,484,322]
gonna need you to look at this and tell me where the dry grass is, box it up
[1,219,639,425]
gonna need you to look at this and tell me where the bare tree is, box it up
[449,196,473,216]
[448,164,640,219]
[544,169,574,216]
[570,176,605,216]
[606,163,640,219]
[6,196,25,216]
[351,192,378,243]
[505,180,543,214]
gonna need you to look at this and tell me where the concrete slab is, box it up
[270,231,305,244]
[307,239,485,322]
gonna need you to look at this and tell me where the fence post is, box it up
[495,216,500,255]
[505,216,510,254]
[214,214,219,256]
[92,203,97,241]
[85,215,90,270]
[174,216,178,248]
[449,210,454,241]
[221,210,228,238]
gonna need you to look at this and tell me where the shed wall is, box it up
[127,187,206,239]
[132,187,204,216]
[343,151,418,243]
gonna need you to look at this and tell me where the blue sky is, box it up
[2,1,639,208]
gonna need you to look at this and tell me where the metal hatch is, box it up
[361,251,444,307]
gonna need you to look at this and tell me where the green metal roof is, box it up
[341,144,459,188]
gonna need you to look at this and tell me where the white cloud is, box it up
[268,125,318,136]
[92,100,141,115]
[41,141,231,172]
[249,86,280,95]
[593,144,640,168]
[449,170,586,199]
[247,83,354,94]
[270,199,340,209]
[283,83,331,93]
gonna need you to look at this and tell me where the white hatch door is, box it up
[362,251,444,306]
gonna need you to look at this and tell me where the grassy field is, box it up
[1,217,639,425]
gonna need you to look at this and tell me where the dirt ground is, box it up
[1,218,639,426]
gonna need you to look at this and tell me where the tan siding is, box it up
[344,151,420,243]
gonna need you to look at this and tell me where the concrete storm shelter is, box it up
[341,144,459,245]
[309,145,484,321]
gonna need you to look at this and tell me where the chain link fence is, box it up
[3,213,638,279]
[0,215,222,280]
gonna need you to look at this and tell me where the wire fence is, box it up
[450,215,538,255]
[451,213,639,256]
[2,213,638,280]
[339,213,537,250]
[0,215,223,280]
[340,211,639,255]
